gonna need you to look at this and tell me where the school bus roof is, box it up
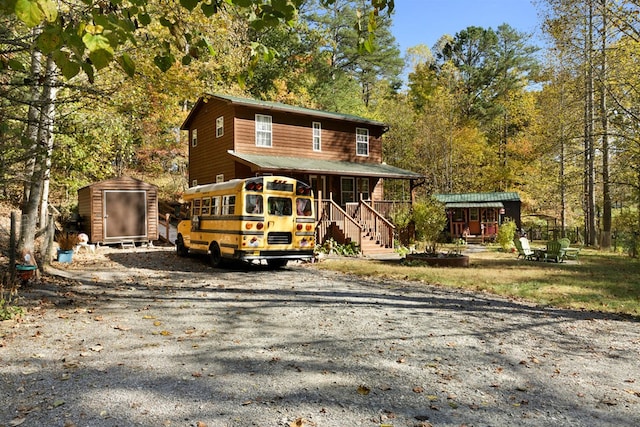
[183,179,245,195]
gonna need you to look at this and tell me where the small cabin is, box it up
[434,192,521,242]
[78,176,158,245]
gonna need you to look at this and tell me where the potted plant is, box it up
[56,233,78,263]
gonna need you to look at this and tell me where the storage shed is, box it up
[78,176,159,245]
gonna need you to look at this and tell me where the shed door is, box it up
[104,190,147,240]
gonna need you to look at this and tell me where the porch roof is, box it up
[434,192,520,204]
[228,151,423,180]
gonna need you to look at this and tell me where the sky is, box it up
[390,0,543,57]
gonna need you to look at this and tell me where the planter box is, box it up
[57,249,74,263]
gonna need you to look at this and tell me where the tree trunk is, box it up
[39,56,59,229]
[18,54,59,256]
[22,27,43,210]
[600,0,612,249]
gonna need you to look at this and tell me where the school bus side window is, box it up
[201,197,211,215]
[222,195,235,215]
[211,196,220,215]
[193,199,201,216]
[246,195,263,214]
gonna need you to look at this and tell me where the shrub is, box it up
[497,218,517,252]
[412,197,447,254]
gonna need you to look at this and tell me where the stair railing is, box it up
[357,200,395,249]
[316,197,362,248]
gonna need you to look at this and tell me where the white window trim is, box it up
[216,174,224,183]
[216,116,224,138]
[255,114,272,147]
[356,127,369,156]
[312,121,321,151]
[191,129,198,147]
[192,179,198,187]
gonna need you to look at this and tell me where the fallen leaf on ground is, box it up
[357,385,370,395]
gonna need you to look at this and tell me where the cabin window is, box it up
[312,122,321,151]
[356,128,369,156]
[222,195,236,215]
[216,174,224,183]
[216,116,224,137]
[191,129,198,147]
[470,208,479,221]
[255,114,272,147]
[211,196,220,215]
[341,177,355,204]
[453,208,465,222]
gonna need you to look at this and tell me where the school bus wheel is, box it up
[176,234,189,257]
[209,242,223,267]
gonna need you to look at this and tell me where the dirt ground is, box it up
[1,244,640,427]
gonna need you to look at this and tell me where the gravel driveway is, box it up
[1,246,639,427]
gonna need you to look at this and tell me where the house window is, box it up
[312,122,321,151]
[191,129,198,147]
[216,174,224,183]
[192,179,198,187]
[356,128,369,156]
[255,114,272,147]
[357,178,370,201]
[341,177,355,204]
[216,116,224,138]
[222,195,235,215]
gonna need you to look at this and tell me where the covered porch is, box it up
[228,151,423,255]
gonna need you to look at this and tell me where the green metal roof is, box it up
[182,93,388,130]
[444,202,505,208]
[228,151,423,180]
[434,192,520,204]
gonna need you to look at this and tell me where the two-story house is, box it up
[180,93,422,254]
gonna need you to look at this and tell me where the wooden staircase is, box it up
[317,199,396,257]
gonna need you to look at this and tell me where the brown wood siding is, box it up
[188,101,236,185]
[232,105,384,164]
[77,176,158,243]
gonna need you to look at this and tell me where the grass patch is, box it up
[312,247,640,318]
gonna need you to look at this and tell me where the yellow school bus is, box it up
[176,176,315,268]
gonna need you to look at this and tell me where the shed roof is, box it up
[181,93,388,130]
[434,192,520,205]
[228,151,423,180]
[78,175,157,191]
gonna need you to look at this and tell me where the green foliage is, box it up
[496,218,517,252]
[316,238,361,256]
[411,197,447,254]
[0,299,25,321]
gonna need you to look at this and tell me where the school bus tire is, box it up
[209,242,224,267]
[176,234,189,257]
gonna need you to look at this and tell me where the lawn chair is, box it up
[515,237,535,260]
[563,243,582,261]
[544,240,565,263]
